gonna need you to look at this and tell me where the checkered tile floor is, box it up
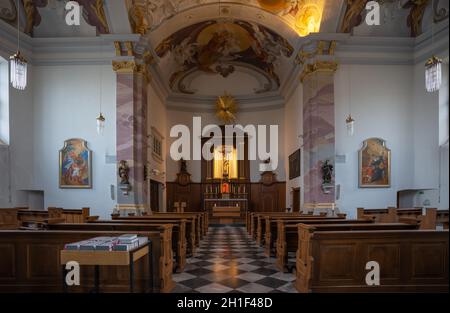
[172,226,298,293]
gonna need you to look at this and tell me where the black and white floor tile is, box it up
[172,226,298,293]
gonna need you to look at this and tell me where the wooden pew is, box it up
[152,212,207,240]
[0,208,20,229]
[260,214,346,249]
[17,207,98,227]
[295,225,448,292]
[270,217,372,259]
[357,207,423,223]
[248,212,308,239]
[0,227,175,293]
[111,215,198,256]
[437,210,449,229]
[49,221,187,273]
[399,208,449,230]
[251,212,311,243]
[276,221,418,272]
[48,207,98,223]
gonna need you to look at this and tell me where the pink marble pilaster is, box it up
[303,70,336,204]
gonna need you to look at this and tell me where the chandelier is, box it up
[96,112,105,135]
[10,0,27,90]
[346,114,355,137]
[425,56,443,93]
[425,0,443,93]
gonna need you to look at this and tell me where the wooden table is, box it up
[60,240,152,293]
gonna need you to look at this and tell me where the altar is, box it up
[200,127,251,225]
[204,199,248,225]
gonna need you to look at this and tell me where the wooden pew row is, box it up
[0,228,175,293]
[50,221,187,273]
[247,212,308,238]
[15,207,98,227]
[357,207,424,222]
[295,225,449,292]
[249,212,342,244]
[111,215,198,256]
[268,217,372,258]
[151,212,207,240]
[276,221,418,272]
[437,210,449,229]
[252,212,312,242]
[48,207,99,223]
[258,214,346,248]
[399,208,449,230]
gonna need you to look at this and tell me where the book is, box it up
[118,234,138,241]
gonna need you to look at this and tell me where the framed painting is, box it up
[59,138,92,189]
[289,149,301,180]
[359,138,391,188]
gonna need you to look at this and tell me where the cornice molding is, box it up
[166,92,285,113]
[300,61,338,83]
[1,17,448,109]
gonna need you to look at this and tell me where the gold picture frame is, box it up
[359,138,391,188]
[59,138,92,189]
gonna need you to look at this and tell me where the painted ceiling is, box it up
[154,20,294,94]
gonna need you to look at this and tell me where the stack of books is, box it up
[64,235,148,252]
[114,234,139,251]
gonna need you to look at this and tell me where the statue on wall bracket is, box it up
[321,159,334,194]
[118,160,132,195]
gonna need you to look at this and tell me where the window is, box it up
[151,127,164,162]
[0,56,9,145]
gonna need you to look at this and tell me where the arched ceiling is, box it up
[153,19,294,95]
[127,0,327,38]
[135,0,335,98]
[0,0,448,103]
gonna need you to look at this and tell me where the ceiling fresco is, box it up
[126,0,324,37]
[155,19,294,94]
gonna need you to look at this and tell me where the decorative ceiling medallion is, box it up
[216,93,238,124]
[155,19,294,95]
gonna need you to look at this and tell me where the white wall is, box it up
[32,65,117,219]
[0,58,9,144]
[165,108,286,183]
[412,62,440,192]
[438,63,449,209]
[334,64,415,218]
[284,85,302,209]
[0,57,9,206]
[0,55,34,208]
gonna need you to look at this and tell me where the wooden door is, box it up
[293,187,300,212]
[150,180,160,212]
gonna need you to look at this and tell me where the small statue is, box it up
[322,160,334,184]
[118,160,130,185]
[180,158,187,173]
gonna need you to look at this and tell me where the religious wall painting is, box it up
[289,149,301,180]
[359,138,391,188]
[155,20,294,94]
[59,138,92,189]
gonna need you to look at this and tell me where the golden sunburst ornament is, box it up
[216,93,238,123]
